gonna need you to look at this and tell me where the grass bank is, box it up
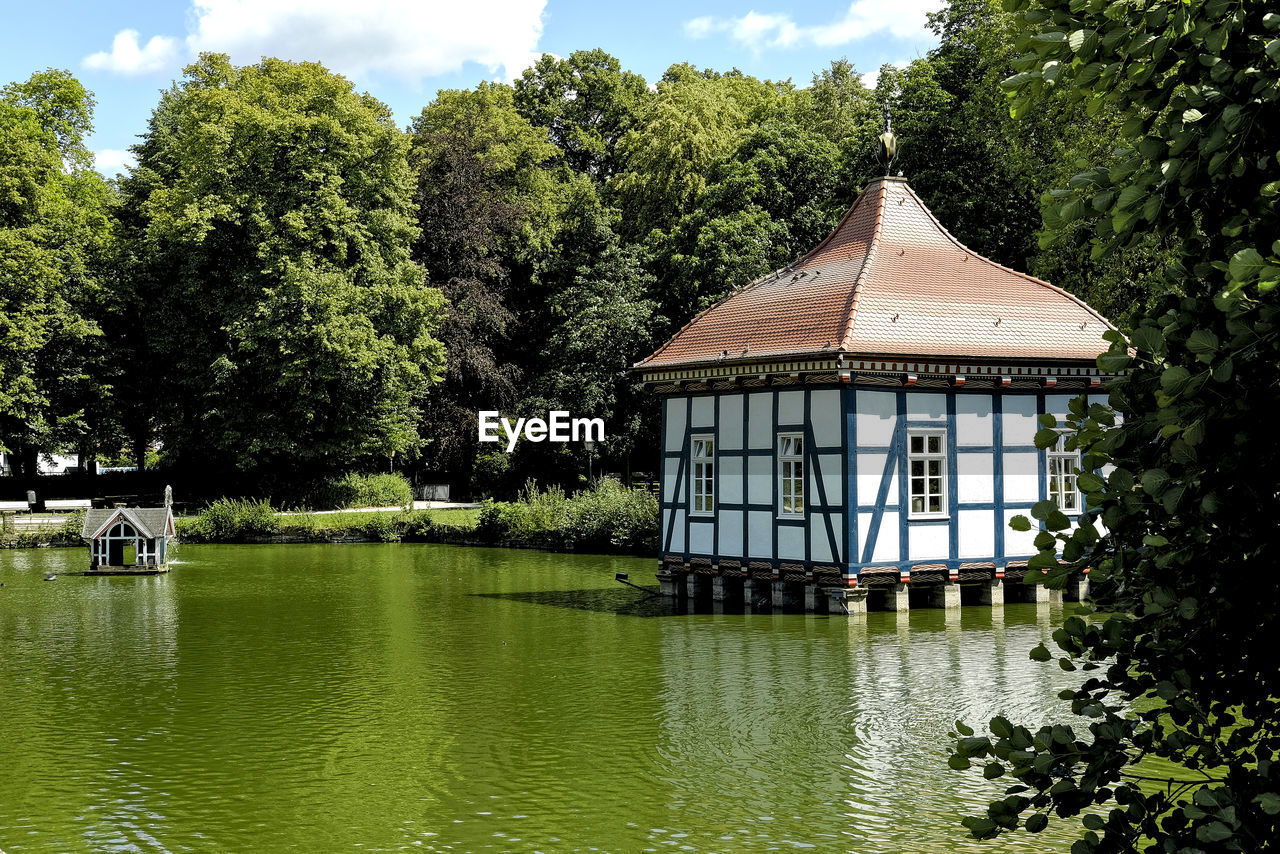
[0,511,85,549]
[176,479,658,555]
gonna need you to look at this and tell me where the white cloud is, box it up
[684,0,944,51]
[94,148,137,177]
[83,29,180,75]
[860,61,909,89]
[184,0,547,81]
[82,0,547,84]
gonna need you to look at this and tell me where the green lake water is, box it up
[1,544,1087,852]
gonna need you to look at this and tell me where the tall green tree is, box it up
[117,54,445,475]
[513,49,649,181]
[949,1,1280,851]
[645,120,846,321]
[408,82,560,488]
[0,70,114,478]
[612,65,798,238]
[521,175,659,477]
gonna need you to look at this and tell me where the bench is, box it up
[45,499,93,511]
[0,501,28,512]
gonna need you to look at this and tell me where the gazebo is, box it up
[81,490,176,575]
[634,163,1111,614]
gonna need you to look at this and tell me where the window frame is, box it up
[777,432,805,519]
[1046,430,1082,515]
[907,428,948,520]
[689,434,716,516]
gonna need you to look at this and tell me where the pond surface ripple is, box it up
[1,544,1084,852]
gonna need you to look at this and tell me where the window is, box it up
[778,433,804,517]
[691,435,715,514]
[908,430,947,517]
[1047,432,1081,513]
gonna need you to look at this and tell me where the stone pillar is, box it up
[943,581,961,609]
[743,578,766,611]
[827,587,867,616]
[658,572,680,598]
[712,576,728,602]
[928,582,962,609]
[687,573,708,600]
[1067,575,1090,602]
[1032,581,1051,604]
[977,578,1004,606]
[892,583,911,612]
[772,581,800,610]
[804,584,828,613]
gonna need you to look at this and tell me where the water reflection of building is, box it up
[652,606,1077,851]
[636,151,1107,615]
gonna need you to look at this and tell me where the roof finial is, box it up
[878,102,897,177]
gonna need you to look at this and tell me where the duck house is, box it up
[81,489,176,575]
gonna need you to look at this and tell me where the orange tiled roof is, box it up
[635,177,1111,370]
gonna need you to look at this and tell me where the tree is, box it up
[523,175,659,476]
[0,70,114,478]
[408,83,560,489]
[117,54,445,475]
[611,65,798,238]
[645,120,846,321]
[513,49,649,180]
[949,1,1280,851]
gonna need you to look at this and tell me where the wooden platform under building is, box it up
[83,565,170,576]
[656,556,1088,615]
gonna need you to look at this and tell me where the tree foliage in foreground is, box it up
[950,0,1280,850]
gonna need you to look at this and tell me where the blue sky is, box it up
[1,0,942,176]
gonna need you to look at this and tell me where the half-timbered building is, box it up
[633,175,1110,613]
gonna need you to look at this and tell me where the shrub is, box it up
[476,478,658,553]
[306,472,413,510]
[180,498,278,542]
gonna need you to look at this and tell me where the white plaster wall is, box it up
[810,514,840,562]
[906,392,946,421]
[778,525,805,561]
[719,394,743,450]
[669,509,686,552]
[856,390,897,447]
[908,523,949,560]
[663,457,680,503]
[689,521,713,554]
[665,397,687,451]
[718,510,743,554]
[859,511,899,563]
[1003,509,1038,556]
[957,453,995,504]
[691,396,714,428]
[958,509,995,558]
[956,394,994,446]
[1003,395,1038,445]
[719,455,743,505]
[857,452,897,507]
[1045,394,1074,420]
[748,510,772,557]
[777,390,804,425]
[747,455,771,504]
[814,453,843,507]
[1003,452,1040,503]
[748,393,772,449]
[810,389,842,447]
